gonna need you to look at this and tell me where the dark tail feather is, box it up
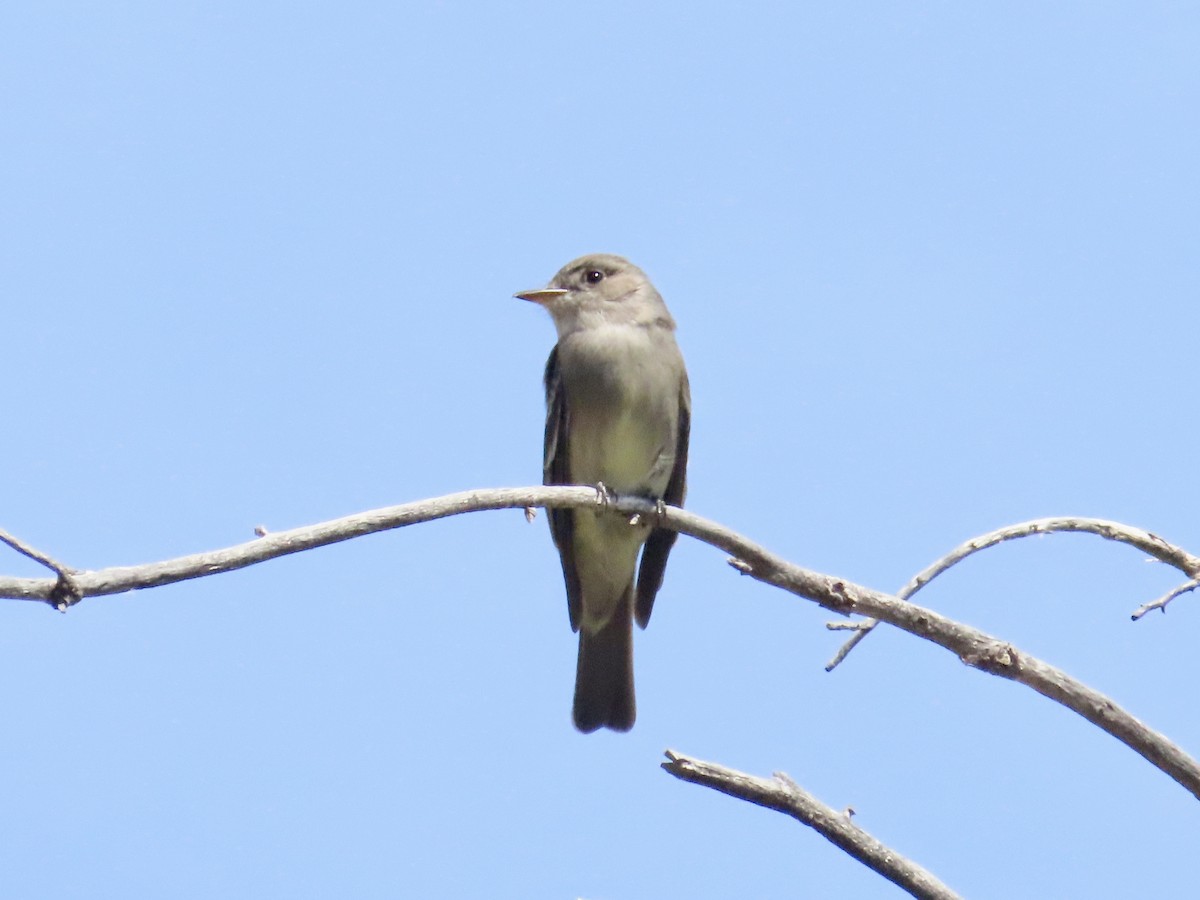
[573,588,635,733]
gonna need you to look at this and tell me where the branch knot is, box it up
[960,642,1019,674]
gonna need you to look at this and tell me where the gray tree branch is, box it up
[2,488,1197,805]
[662,750,962,900]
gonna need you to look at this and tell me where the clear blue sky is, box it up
[3,3,1198,897]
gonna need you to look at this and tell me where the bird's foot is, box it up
[593,481,616,509]
[633,497,668,528]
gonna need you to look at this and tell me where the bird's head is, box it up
[515,254,674,338]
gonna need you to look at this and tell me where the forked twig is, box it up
[826,517,1200,671]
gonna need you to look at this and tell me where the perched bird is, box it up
[515,254,691,732]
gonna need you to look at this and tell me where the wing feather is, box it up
[543,347,582,631]
[635,371,691,628]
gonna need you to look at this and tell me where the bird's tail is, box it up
[573,586,635,733]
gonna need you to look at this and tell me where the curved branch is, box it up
[2,488,1198,799]
[0,487,586,603]
[662,750,961,900]
[826,517,1200,670]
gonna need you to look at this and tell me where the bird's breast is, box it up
[558,326,681,496]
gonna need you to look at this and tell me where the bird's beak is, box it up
[514,288,569,304]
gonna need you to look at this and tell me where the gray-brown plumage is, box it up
[516,254,690,732]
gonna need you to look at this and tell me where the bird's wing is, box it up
[544,346,583,631]
[635,371,691,628]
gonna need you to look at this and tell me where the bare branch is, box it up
[662,750,961,900]
[2,489,1197,799]
[1132,578,1200,620]
[827,517,1200,671]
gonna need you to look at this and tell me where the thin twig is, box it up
[1,488,1197,799]
[826,517,1200,671]
[826,621,873,632]
[0,528,72,576]
[662,750,961,900]
[1132,578,1200,620]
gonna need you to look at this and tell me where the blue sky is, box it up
[2,2,1198,897]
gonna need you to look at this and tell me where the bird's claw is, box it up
[594,482,615,509]
[630,499,668,528]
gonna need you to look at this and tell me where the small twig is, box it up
[1132,578,1200,620]
[662,750,961,900]
[0,528,70,576]
[827,517,1200,671]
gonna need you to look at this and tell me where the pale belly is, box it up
[559,327,680,497]
[569,408,673,494]
[557,325,682,629]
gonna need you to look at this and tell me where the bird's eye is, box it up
[584,269,605,284]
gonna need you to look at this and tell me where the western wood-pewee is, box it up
[516,254,691,733]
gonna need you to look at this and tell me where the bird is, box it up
[515,254,690,732]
